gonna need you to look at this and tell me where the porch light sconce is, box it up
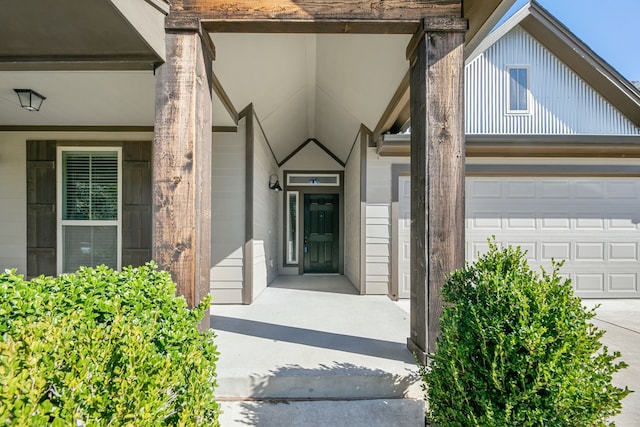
[14,89,46,111]
[269,174,283,191]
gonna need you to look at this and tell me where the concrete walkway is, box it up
[211,276,640,426]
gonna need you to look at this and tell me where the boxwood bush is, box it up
[422,243,630,427]
[0,263,219,426]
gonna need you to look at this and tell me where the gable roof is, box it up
[467,0,640,128]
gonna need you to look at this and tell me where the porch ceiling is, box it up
[211,33,411,162]
[0,33,410,165]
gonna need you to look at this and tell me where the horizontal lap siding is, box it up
[252,115,279,299]
[365,147,403,294]
[211,120,246,303]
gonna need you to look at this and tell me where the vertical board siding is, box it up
[344,131,361,291]
[211,120,246,303]
[466,27,640,135]
[122,141,152,268]
[252,114,279,299]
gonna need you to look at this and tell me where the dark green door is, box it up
[303,194,339,273]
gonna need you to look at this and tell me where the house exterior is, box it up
[376,1,640,299]
[1,0,516,357]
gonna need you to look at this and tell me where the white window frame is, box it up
[286,173,340,187]
[56,146,122,274]
[506,66,531,114]
[286,191,299,265]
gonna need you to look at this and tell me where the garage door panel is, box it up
[575,215,604,230]
[507,180,536,197]
[471,179,502,198]
[541,214,571,230]
[609,243,638,261]
[506,211,536,229]
[401,177,640,298]
[541,180,570,198]
[574,180,606,198]
[609,274,637,292]
[607,181,637,198]
[575,273,605,292]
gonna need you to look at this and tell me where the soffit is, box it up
[0,0,165,70]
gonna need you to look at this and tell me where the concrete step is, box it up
[216,362,423,400]
[218,398,426,427]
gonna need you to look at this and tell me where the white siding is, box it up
[344,132,362,291]
[364,147,407,294]
[279,141,345,171]
[211,121,246,304]
[466,27,640,135]
[0,134,26,274]
[253,115,279,300]
[0,131,154,276]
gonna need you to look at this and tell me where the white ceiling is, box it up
[0,33,410,163]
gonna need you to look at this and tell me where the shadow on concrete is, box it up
[211,315,414,363]
[230,362,422,427]
[268,275,360,295]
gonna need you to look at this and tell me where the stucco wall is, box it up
[211,120,246,304]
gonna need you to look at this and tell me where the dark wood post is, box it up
[153,21,213,321]
[406,22,466,362]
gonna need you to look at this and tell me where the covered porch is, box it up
[212,275,424,426]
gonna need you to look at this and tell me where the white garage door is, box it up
[398,177,640,298]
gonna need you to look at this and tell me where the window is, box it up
[286,191,298,264]
[507,66,529,113]
[287,173,340,187]
[57,147,121,273]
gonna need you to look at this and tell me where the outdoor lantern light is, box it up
[14,89,46,111]
[269,174,283,191]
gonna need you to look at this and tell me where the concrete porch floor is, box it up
[210,275,640,426]
[210,275,424,426]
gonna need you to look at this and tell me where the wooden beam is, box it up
[175,1,461,22]
[201,20,420,34]
[407,30,465,361]
[153,29,213,321]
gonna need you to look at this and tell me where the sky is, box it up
[498,0,640,83]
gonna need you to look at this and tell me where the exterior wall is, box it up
[365,146,408,294]
[0,131,153,276]
[0,134,26,274]
[344,131,362,291]
[279,140,345,275]
[211,120,246,304]
[281,142,345,171]
[252,116,279,299]
[466,27,640,135]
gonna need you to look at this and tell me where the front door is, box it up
[303,194,339,273]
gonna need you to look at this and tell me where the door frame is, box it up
[283,170,344,275]
[390,164,411,300]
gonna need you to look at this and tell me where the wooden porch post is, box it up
[406,22,466,362]
[153,21,213,318]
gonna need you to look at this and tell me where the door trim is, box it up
[391,163,410,300]
[283,170,344,275]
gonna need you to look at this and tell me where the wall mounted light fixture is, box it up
[269,174,283,191]
[14,89,46,111]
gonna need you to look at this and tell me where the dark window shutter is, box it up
[122,141,152,268]
[26,140,57,278]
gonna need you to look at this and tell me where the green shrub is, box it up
[422,243,630,427]
[0,263,219,426]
